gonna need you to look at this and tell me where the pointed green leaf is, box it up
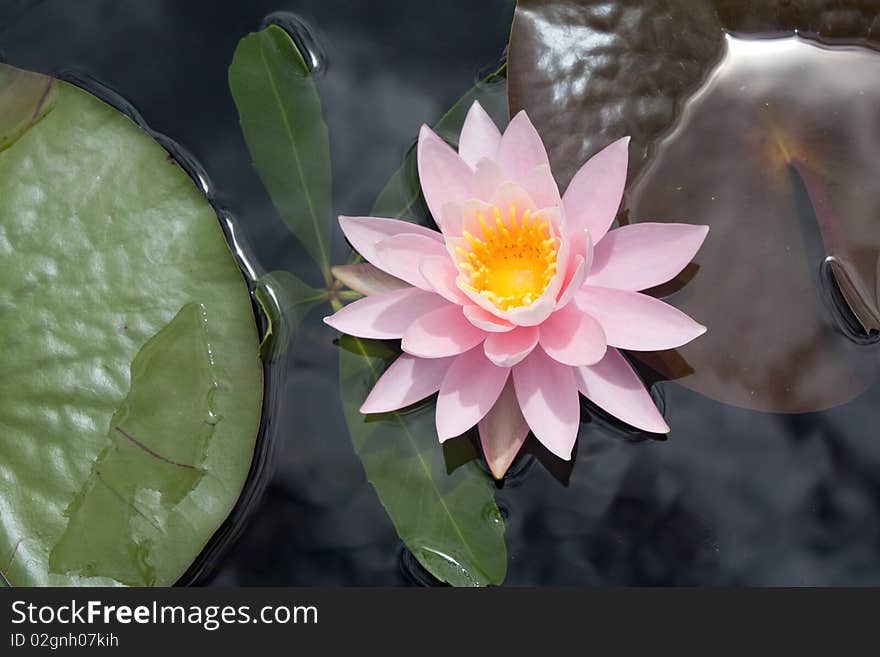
[229,24,333,282]
[0,64,263,586]
[338,336,507,587]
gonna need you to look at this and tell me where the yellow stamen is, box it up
[456,203,559,311]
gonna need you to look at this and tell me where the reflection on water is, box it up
[3,0,880,585]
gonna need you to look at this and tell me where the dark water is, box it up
[3,0,879,585]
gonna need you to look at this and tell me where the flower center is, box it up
[456,205,558,311]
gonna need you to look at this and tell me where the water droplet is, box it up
[483,501,506,526]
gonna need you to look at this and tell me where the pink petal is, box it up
[574,348,669,433]
[489,180,538,215]
[512,346,580,460]
[496,110,551,187]
[331,263,408,296]
[575,286,707,351]
[401,304,486,358]
[462,305,515,333]
[361,354,454,414]
[582,230,595,271]
[562,136,630,244]
[556,254,586,309]
[420,256,469,304]
[473,158,508,201]
[339,215,442,266]
[324,288,449,339]
[587,223,710,291]
[484,326,539,367]
[500,293,558,327]
[522,164,562,211]
[436,347,509,441]
[478,378,530,479]
[458,101,502,169]
[418,125,476,229]
[539,304,607,366]
[374,233,450,290]
[566,228,594,278]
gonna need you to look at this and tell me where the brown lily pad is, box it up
[628,36,880,413]
[508,0,724,189]
[508,0,880,413]
[713,0,880,45]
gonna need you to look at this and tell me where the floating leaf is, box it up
[508,1,880,413]
[713,0,880,45]
[338,336,507,586]
[508,0,880,190]
[255,270,328,360]
[229,24,333,282]
[508,0,724,189]
[0,64,262,585]
[628,36,880,413]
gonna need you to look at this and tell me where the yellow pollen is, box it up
[457,203,558,311]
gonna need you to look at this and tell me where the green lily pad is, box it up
[0,64,262,586]
[229,24,333,283]
[338,336,507,587]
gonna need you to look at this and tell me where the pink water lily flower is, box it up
[326,101,708,478]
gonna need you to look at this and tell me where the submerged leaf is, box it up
[330,69,512,586]
[0,64,262,585]
[338,336,507,586]
[229,24,333,281]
